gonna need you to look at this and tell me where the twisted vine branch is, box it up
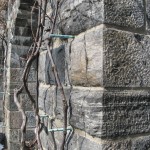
[14,0,69,149]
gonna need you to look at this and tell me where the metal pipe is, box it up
[39,114,49,118]
[48,126,72,132]
[49,34,75,39]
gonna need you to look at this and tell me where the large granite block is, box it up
[70,26,150,87]
[38,85,150,138]
[70,88,150,138]
[70,25,103,86]
[104,0,144,29]
[60,0,144,35]
[103,28,150,87]
[60,0,104,35]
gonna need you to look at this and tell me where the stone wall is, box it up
[3,0,150,150]
[0,37,4,124]
[4,0,37,149]
[38,0,150,150]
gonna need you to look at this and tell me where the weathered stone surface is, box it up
[60,0,144,35]
[70,25,103,86]
[8,142,20,150]
[132,135,150,150]
[40,126,57,150]
[39,85,150,138]
[11,44,30,56]
[8,111,22,129]
[17,9,37,20]
[60,0,104,35]
[5,93,35,111]
[71,88,150,138]
[38,84,70,120]
[102,139,132,150]
[27,83,37,94]
[38,45,65,85]
[70,87,103,137]
[102,90,150,138]
[103,28,150,87]
[38,51,54,85]
[104,0,144,29]
[25,129,35,141]
[15,18,37,27]
[70,26,150,87]
[68,133,129,150]
[15,26,33,36]
[7,68,36,82]
[146,0,150,32]
[26,111,36,127]
[5,1,37,149]
[38,84,55,117]
[10,36,32,46]
[8,129,20,142]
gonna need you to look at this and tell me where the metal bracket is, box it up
[49,34,75,39]
[48,126,73,132]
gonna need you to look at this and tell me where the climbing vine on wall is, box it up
[13,0,68,150]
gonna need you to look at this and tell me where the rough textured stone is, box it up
[4,0,37,149]
[14,26,34,36]
[26,111,36,127]
[60,0,104,35]
[146,0,150,31]
[60,0,144,35]
[25,129,35,141]
[70,87,103,137]
[7,68,36,82]
[5,94,35,111]
[38,84,70,120]
[8,142,20,150]
[70,25,103,86]
[15,18,37,27]
[70,88,150,138]
[70,26,150,87]
[132,135,150,150]
[38,84,55,117]
[103,28,150,87]
[8,111,22,129]
[11,44,30,56]
[39,85,150,138]
[8,129,20,142]
[104,0,144,29]
[38,45,65,85]
[5,0,150,149]
[10,36,32,46]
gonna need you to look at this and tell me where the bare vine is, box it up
[14,0,47,149]
[13,0,69,149]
